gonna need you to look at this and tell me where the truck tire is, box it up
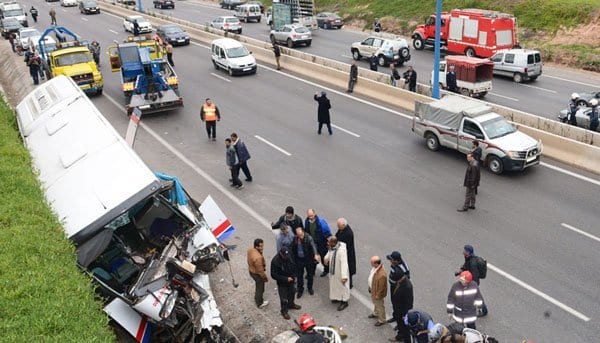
[487,155,504,174]
[460,88,471,97]
[425,132,440,151]
[351,49,361,60]
[465,47,476,58]
[513,73,523,83]
[413,36,424,50]
[287,38,294,48]
[400,47,410,59]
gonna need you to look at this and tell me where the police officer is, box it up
[590,99,599,132]
[567,93,579,126]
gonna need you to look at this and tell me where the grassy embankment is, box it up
[315,0,600,71]
[0,96,115,342]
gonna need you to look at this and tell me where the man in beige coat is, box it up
[324,236,350,311]
[368,256,388,326]
[247,238,269,308]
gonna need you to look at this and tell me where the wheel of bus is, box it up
[460,88,471,97]
[425,132,440,151]
[351,49,361,60]
[413,37,424,50]
[487,155,503,174]
[513,73,523,83]
[287,38,294,48]
[465,47,476,58]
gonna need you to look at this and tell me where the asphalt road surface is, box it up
[20,1,600,341]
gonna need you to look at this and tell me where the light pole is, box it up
[137,0,143,13]
[432,0,443,99]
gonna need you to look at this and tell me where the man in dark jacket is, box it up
[446,65,457,93]
[447,271,484,329]
[271,247,301,319]
[567,93,579,126]
[458,153,480,212]
[133,19,140,36]
[305,209,332,276]
[291,227,320,298]
[458,244,487,316]
[272,43,281,70]
[387,251,412,342]
[471,141,482,164]
[404,66,417,92]
[272,206,304,235]
[405,310,435,343]
[369,53,378,71]
[335,218,356,288]
[314,91,332,135]
[224,138,243,189]
[231,132,252,182]
[347,61,358,93]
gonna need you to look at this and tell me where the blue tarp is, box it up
[154,172,189,206]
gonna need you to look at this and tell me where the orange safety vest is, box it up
[203,103,217,121]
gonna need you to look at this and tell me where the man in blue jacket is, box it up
[231,132,252,182]
[304,209,332,277]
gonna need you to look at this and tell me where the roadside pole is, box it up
[125,107,142,148]
[137,0,143,13]
[432,0,443,99]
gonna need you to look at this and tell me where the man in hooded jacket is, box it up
[314,91,332,135]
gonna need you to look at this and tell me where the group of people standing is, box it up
[349,59,417,93]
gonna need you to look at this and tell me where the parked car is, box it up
[0,17,22,39]
[156,24,189,46]
[16,27,40,50]
[153,0,174,9]
[123,15,152,33]
[210,16,242,34]
[351,36,411,67]
[234,3,261,23]
[489,48,542,83]
[246,1,265,13]
[79,0,100,14]
[558,107,599,131]
[116,0,136,5]
[572,91,600,108]
[220,0,244,10]
[60,0,78,7]
[211,38,257,76]
[270,24,311,48]
[316,12,343,29]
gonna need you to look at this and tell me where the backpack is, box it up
[475,256,487,279]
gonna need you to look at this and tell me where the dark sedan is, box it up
[574,91,600,108]
[316,12,343,29]
[79,0,100,14]
[156,24,190,46]
[1,17,23,39]
[153,0,175,9]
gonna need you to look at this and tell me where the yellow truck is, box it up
[38,26,103,95]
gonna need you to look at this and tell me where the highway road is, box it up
[18,1,600,341]
[123,0,600,122]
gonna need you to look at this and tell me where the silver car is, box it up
[270,24,311,48]
[210,16,242,34]
[558,107,599,132]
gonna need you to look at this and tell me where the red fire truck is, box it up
[412,8,519,58]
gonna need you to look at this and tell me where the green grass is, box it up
[0,97,116,342]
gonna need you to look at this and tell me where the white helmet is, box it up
[571,93,579,100]
[590,99,598,106]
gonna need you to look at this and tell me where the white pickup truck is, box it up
[412,95,542,174]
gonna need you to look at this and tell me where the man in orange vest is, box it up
[200,98,221,141]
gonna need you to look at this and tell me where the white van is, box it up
[211,38,257,76]
[16,75,229,342]
[234,3,261,23]
[489,49,542,83]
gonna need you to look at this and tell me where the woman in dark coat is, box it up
[313,91,332,135]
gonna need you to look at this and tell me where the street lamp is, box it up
[432,0,443,99]
[137,0,143,13]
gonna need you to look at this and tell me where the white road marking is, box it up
[541,74,600,88]
[561,223,600,243]
[331,124,360,137]
[210,72,231,83]
[517,83,557,94]
[540,162,600,187]
[254,135,292,156]
[488,263,590,321]
[488,92,519,102]
[81,17,89,22]
[108,29,118,35]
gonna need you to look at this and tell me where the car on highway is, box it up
[316,12,343,29]
[16,27,40,50]
[211,38,257,76]
[220,0,244,10]
[558,107,599,132]
[79,0,100,14]
[153,0,175,9]
[0,17,22,38]
[156,24,189,46]
[123,15,152,34]
[60,0,78,7]
[489,49,542,83]
[210,16,242,34]
[351,36,411,67]
[246,0,265,13]
[270,24,311,48]
[116,0,136,5]
[573,90,600,108]
[234,3,261,23]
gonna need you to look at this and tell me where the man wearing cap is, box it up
[270,247,301,319]
[271,206,304,235]
[446,271,484,329]
[324,236,350,311]
[200,98,221,141]
[387,251,413,342]
[457,244,487,316]
[314,91,333,135]
[404,309,435,343]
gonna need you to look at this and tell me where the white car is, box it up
[351,36,411,67]
[123,15,152,34]
[60,0,78,7]
[17,27,40,50]
[270,24,311,48]
[211,38,256,76]
[209,16,242,34]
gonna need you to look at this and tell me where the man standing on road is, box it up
[404,66,417,92]
[370,53,378,71]
[335,218,356,289]
[457,244,487,316]
[446,65,457,93]
[271,206,304,234]
[367,256,387,327]
[271,247,301,320]
[49,7,57,26]
[471,141,482,165]
[247,238,269,309]
[447,271,484,329]
[304,209,332,277]
[291,227,320,298]
[387,251,412,342]
[314,91,332,135]
[347,60,358,93]
[133,19,140,36]
[589,99,599,132]
[567,93,579,127]
[30,6,38,23]
[457,153,480,212]
[324,236,350,311]
[389,64,399,87]
[231,133,252,182]
[165,43,174,66]
[200,98,220,141]
[272,43,281,70]
[28,52,42,85]
[8,33,17,53]
[225,138,243,189]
